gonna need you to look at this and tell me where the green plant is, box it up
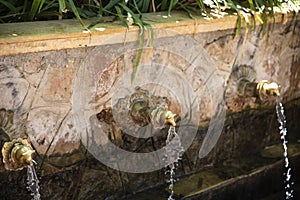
[0,0,298,82]
[1,1,298,38]
[0,1,298,24]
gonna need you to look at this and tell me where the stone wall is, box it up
[0,14,299,199]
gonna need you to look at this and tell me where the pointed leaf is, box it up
[58,0,66,12]
[115,5,129,28]
[68,0,87,29]
[29,0,42,20]
[0,0,18,13]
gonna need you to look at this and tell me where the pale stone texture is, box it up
[26,106,71,155]
[0,78,29,110]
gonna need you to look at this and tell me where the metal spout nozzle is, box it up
[127,87,177,129]
[150,105,177,129]
[2,138,35,171]
[164,110,176,127]
[11,143,35,166]
[225,65,281,112]
[257,80,280,100]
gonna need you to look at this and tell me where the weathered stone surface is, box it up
[52,112,81,154]
[94,56,124,103]
[0,60,22,78]
[203,30,237,76]
[33,65,75,105]
[26,106,71,155]
[0,16,299,200]
[0,78,29,110]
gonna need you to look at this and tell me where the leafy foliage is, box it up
[0,0,298,24]
[0,1,297,82]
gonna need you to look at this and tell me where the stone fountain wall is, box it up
[0,15,299,199]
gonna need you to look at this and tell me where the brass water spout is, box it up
[256,80,280,99]
[128,87,177,129]
[237,79,280,101]
[150,105,176,129]
[226,65,281,112]
[1,138,35,171]
[165,108,177,127]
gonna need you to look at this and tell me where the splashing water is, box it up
[163,126,184,200]
[276,97,294,199]
[27,160,41,200]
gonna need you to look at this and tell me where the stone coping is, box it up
[0,11,298,56]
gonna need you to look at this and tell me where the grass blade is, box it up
[58,0,66,12]
[262,8,267,34]
[115,5,129,28]
[118,2,148,83]
[178,2,196,19]
[161,0,169,11]
[247,0,255,11]
[29,0,42,20]
[227,0,242,35]
[132,23,144,83]
[0,0,18,13]
[168,0,179,16]
[87,15,103,29]
[196,0,205,11]
[268,0,276,29]
[22,0,29,15]
[141,0,150,13]
[104,0,120,11]
[236,14,241,36]
[38,0,45,13]
[144,23,153,48]
[133,0,143,15]
[67,0,87,29]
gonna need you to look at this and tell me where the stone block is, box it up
[26,106,70,155]
[0,78,29,110]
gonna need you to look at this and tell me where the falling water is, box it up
[163,126,184,200]
[27,160,41,200]
[276,97,294,199]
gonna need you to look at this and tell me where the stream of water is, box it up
[27,160,41,200]
[164,126,184,200]
[276,97,294,200]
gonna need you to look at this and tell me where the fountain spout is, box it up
[1,138,35,171]
[129,87,177,129]
[149,105,177,129]
[226,65,281,112]
[237,79,280,101]
[256,80,280,99]
[0,134,40,199]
